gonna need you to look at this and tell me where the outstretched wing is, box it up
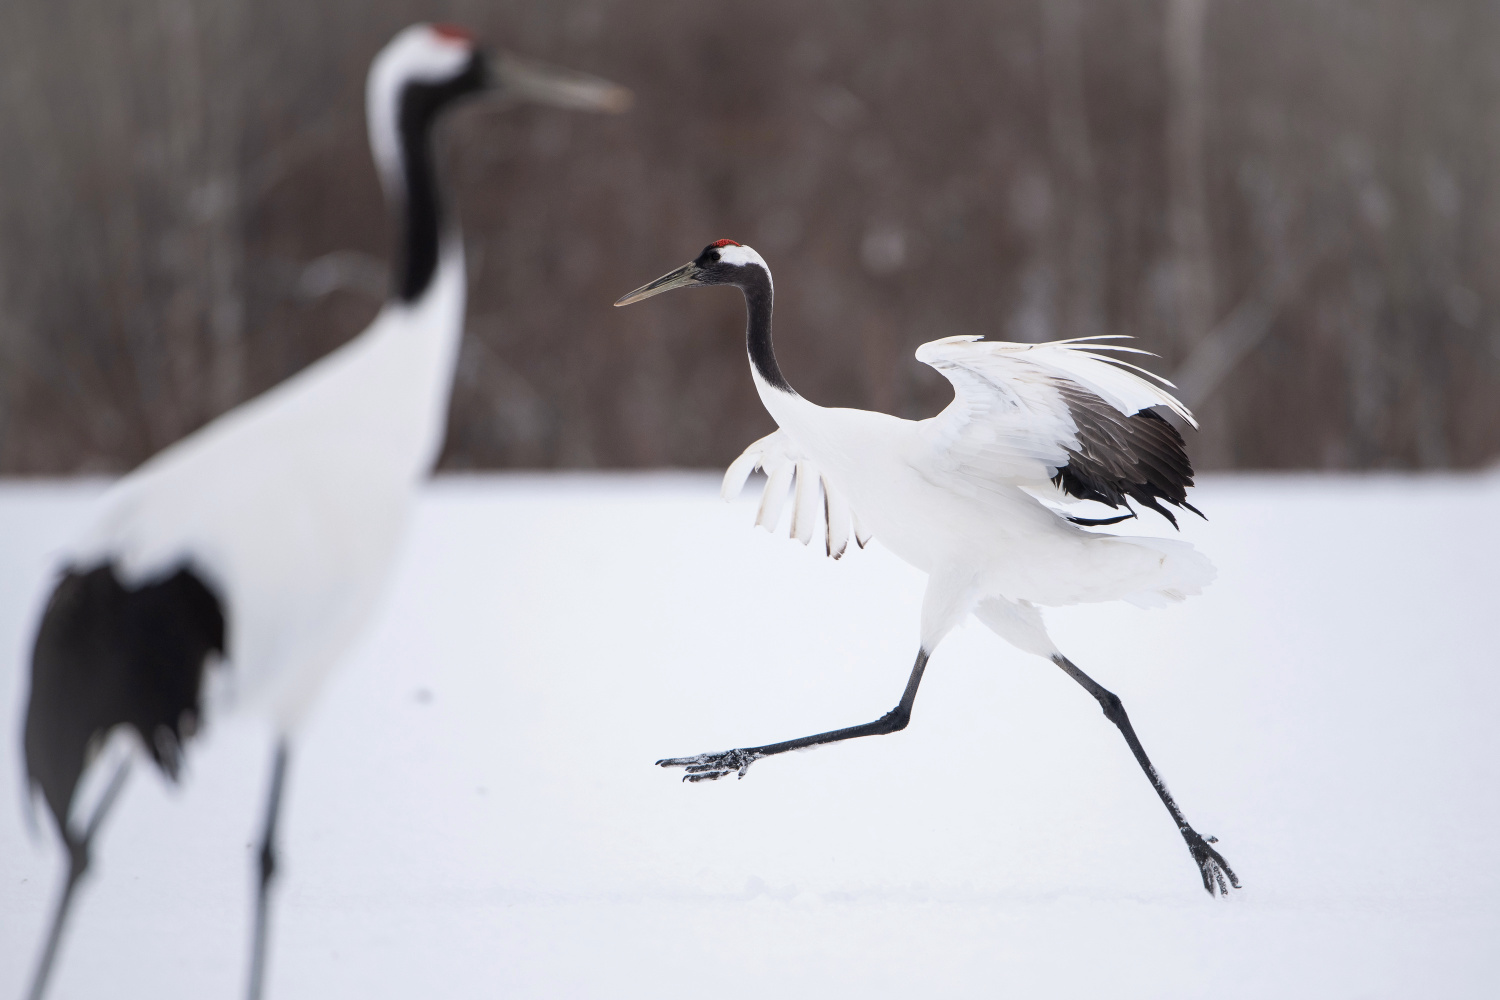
[721,431,871,558]
[915,335,1202,526]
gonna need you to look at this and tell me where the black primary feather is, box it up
[23,563,226,834]
[1051,383,1203,529]
[1066,510,1139,527]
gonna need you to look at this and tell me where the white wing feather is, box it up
[721,430,867,558]
[914,335,1195,496]
[723,338,1190,555]
[918,335,1194,423]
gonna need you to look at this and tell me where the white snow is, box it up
[1,471,1497,998]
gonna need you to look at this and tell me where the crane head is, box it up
[368,24,631,197]
[614,240,771,306]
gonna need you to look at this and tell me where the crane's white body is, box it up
[718,247,1213,657]
[627,242,1236,893]
[70,245,463,728]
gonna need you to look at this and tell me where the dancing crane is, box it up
[21,24,629,1000]
[616,240,1239,896]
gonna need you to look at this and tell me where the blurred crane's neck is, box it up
[391,83,458,304]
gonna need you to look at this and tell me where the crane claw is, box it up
[655,748,765,782]
[1183,827,1240,897]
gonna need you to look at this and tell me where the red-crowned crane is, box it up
[21,24,629,1000]
[615,240,1238,896]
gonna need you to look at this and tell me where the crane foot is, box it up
[1184,827,1240,896]
[656,748,765,782]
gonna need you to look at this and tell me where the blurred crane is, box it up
[616,240,1238,896]
[20,24,628,1000]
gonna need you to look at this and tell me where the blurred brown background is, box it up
[1,0,1497,474]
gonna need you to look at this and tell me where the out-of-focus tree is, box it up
[1,0,1497,474]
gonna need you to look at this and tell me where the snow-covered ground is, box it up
[1,472,1497,998]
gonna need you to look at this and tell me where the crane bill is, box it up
[614,262,701,306]
[493,53,633,113]
[789,461,818,545]
[823,478,851,559]
[756,464,794,532]
[721,448,761,501]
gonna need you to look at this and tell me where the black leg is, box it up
[1052,654,1240,896]
[25,760,131,1000]
[246,741,289,1000]
[658,648,930,780]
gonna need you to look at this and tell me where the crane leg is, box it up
[246,740,289,1000]
[25,760,130,1000]
[657,648,930,780]
[1052,654,1239,896]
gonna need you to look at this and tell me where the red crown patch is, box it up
[431,23,473,43]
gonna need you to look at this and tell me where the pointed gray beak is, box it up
[492,53,633,113]
[614,261,704,306]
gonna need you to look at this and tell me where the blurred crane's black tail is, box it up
[21,562,224,1000]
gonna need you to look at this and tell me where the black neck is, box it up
[394,90,446,302]
[392,56,484,303]
[740,267,792,393]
